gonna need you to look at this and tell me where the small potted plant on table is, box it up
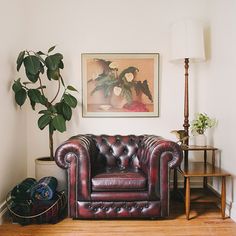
[12,46,78,190]
[191,113,217,146]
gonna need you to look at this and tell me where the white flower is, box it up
[125,72,134,82]
[109,62,118,70]
[113,86,122,96]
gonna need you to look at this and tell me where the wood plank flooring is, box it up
[0,201,236,236]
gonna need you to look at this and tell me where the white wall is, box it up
[0,0,28,217]
[24,0,210,177]
[207,0,236,220]
[1,0,236,222]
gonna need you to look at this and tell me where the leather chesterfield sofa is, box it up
[55,134,182,219]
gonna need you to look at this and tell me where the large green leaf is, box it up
[48,105,57,113]
[23,55,41,75]
[59,60,64,69]
[40,95,48,106]
[62,102,72,121]
[45,53,63,71]
[15,88,27,106]
[12,79,22,93]
[52,115,66,132]
[16,51,25,71]
[54,102,63,114]
[63,94,77,108]
[27,89,42,103]
[35,53,45,66]
[30,99,36,110]
[26,70,39,83]
[46,69,60,80]
[38,110,52,115]
[38,114,52,130]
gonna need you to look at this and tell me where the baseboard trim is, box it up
[207,184,233,219]
[0,201,8,225]
[230,202,236,222]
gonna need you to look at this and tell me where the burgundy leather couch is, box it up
[55,134,182,219]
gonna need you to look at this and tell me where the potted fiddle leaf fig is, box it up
[12,46,78,189]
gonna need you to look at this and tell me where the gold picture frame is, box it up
[82,53,159,117]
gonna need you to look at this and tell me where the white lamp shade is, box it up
[170,20,205,62]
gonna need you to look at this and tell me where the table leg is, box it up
[185,177,190,220]
[212,150,215,168]
[184,150,188,168]
[203,176,208,189]
[173,168,178,194]
[203,150,207,189]
[221,176,226,219]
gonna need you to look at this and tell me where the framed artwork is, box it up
[82,53,159,117]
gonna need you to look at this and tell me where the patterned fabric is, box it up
[11,178,37,201]
[30,177,58,200]
[8,191,67,225]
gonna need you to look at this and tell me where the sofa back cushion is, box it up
[92,135,143,170]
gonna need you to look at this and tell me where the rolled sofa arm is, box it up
[55,135,98,217]
[55,134,97,169]
[138,135,183,217]
[139,135,182,169]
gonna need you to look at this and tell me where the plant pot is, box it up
[35,157,66,192]
[109,87,144,109]
[194,134,207,146]
[110,93,127,109]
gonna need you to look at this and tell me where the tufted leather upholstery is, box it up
[55,134,182,219]
[92,168,147,191]
[77,201,161,218]
[93,135,142,170]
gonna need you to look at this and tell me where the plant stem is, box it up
[38,76,45,97]
[49,129,54,160]
[50,77,61,104]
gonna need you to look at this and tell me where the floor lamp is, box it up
[170,19,205,147]
[170,20,205,193]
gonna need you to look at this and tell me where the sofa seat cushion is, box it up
[92,168,147,192]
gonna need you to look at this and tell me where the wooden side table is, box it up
[176,145,231,220]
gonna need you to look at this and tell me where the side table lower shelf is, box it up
[178,187,219,203]
[177,162,231,220]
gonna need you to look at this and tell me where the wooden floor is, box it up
[1,200,236,236]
